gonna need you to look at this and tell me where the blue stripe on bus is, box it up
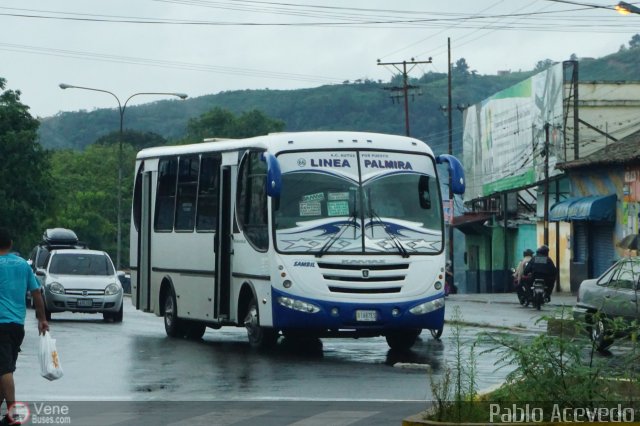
[271,288,444,331]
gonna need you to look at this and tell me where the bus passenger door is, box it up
[137,170,153,312]
[215,166,232,319]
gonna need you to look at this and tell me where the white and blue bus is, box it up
[130,131,464,350]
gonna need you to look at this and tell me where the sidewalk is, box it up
[442,291,577,332]
[447,291,576,307]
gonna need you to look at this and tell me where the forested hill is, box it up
[37,42,640,155]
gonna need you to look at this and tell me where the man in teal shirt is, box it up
[0,228,48,425]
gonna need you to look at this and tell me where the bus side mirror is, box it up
[436,154,465,195]
[261,152,282,198]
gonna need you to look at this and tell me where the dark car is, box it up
[117,271,131,294]
[573,257,640,351]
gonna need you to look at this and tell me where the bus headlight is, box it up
[409,297,445,315]
[434,281,443,291]
[277,296,320,313]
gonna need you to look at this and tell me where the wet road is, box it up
[13,296,546,424]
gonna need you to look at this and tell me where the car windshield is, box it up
[274,150,443,255]
[49,253,114,276]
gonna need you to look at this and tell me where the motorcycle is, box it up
[516,280,530,307]
[531,279,546,310]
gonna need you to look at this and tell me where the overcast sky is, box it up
[0,0,637,118]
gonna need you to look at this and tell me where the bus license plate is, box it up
[356,310,377,322]
[77,299,92,307]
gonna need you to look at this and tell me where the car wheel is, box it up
[113,303,124,323]
[430,328,443,340]
[385,330,420,350]
[591,319,613,352]
[185,322,206,340]
[244,297,278,349]
[164,288,185,338]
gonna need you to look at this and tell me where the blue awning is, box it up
[549,194,617,222]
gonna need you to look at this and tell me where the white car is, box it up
[36,249,123,322]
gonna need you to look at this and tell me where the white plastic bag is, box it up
[39,332,63,381]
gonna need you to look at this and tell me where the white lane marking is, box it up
[287,410,379,426]
[168,409,271,426]
[70,412,139,426]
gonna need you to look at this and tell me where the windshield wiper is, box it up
[315,209,358,258]
[369,209,410,258]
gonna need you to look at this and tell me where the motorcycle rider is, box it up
[514,249,534,288]
[523,245,557,303]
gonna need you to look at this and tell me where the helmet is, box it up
[537,245,549,255]
[523,249,534,256]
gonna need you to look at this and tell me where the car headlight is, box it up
[277,296,320,313]
[49,282,65,295]
[105,283,121,295]
[409,297,445,315]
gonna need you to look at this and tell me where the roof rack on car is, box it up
[39,228,88,249]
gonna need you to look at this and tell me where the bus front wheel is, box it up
[385,330,420,351]
[164,288,185,338]
[244,298,278,349]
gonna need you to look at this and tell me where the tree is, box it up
[454,58,470,75]
[630,34,640,49]
[183,107,284,143]
[45,143,137,265]
[569,53,578,61]
[0,78,53,253]
[95,129,168,151]
[534,59,555,72]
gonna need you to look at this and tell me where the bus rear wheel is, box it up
[164,288,185,338]
[385,330,420,351]
[185,322,206,340]
[244,298,278,349]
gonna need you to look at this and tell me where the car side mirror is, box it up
[36,269,46,277]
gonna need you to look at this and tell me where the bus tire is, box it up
[385,330,420,351]
[163,288,185,338]
[244,297,278,349]
[185,322,206,340]
[430,328,443,340]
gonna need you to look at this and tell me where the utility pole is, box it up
[377,57,432,136]
[447,37,454,285]
[543,123,550,246]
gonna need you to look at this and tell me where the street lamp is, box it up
[59,83,188,269]
[616,1,640,14]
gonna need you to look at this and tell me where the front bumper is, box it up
[272,288,444,332]
[44,290,123,313]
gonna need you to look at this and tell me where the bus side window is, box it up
[175,155,200,231]
[196,155,221,232]
[155,157,178,231]
[236,151,268,251]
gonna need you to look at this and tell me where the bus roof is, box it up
[136,131,434,160]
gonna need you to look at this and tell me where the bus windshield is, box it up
[274,150,443,255]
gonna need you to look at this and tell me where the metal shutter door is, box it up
[590,223,615,277]
[573,222,588,263]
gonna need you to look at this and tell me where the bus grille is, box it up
[317,262,408,290]
[328,286,402,294]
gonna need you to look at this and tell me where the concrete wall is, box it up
[567,83,640,160]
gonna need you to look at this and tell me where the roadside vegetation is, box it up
[427,308,640,423]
